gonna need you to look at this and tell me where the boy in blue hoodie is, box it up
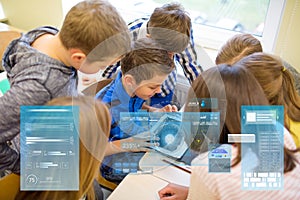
[96,37,176,184]
[0,0,130,173]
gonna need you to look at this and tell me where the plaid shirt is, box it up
[102,17,203,97]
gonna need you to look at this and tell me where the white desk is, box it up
[108,152,190,200]
[107,174,168,200]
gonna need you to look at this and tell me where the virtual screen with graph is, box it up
[208,144,231,173]
[119,111,220,163]
[20,106,79,191]
[241,105,284,190]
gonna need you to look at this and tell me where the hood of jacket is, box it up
[2,26,75,84]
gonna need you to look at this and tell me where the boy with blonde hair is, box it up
[0,0,130,173]
[215,33,300,94]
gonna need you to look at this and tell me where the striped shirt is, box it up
[102,17,203,97]
[188,129,300,200]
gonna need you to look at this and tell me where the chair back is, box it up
[0,173,20,200]
[82,78,113,96]
[0,31,21,71]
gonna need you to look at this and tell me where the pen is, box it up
[161,159,191,174]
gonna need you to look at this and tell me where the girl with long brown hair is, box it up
[15,96,110,200]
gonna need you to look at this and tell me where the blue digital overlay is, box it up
[185,111,220,166]
[241,105,284,190]
[208,144,231,173]
[20,106,79,191]
[186,98,218,109]
[118,111,220,171]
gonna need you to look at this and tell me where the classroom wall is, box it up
[274,0,300,71]
[0,0,63,31]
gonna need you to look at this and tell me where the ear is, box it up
[146,33,151,38]
[123,74,136,87]
[122,74,137,95]
[69,48,86,68]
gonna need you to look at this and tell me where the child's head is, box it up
[236,52,300,123]
[215,33,263,65]
[147,2,191,53]
[59,0,130,73]
[15,96,110,200]
[185,64,269,148]
[185,64,299,173]
[121,37,174,100]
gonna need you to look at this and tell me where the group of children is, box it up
[159,37,300,200]
[0,0,300,199]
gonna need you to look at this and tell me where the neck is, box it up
[32,33,72,66]
[49,34,72,66]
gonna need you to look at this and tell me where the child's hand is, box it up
[158,183,188,200]
[82,76,97,86]
[161,104,178,112]
[148,104,178,112]
[120,131,160,152]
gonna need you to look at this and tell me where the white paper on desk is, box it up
[153,165,190,187]
[139,152,191,187]
[107,174,168,200]
[139,151,171,170]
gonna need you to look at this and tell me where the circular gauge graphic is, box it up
[26,174,38,185]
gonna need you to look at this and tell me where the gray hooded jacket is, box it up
[0,26,78,173]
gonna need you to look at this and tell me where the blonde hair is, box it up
[236,53,300,172]
[15,96,110,200]
[59,0,130,59]
[148,2,191,53]
[237,52,300,125]
[215,33,263,65]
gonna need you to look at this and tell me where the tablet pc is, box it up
[150,113,189,159]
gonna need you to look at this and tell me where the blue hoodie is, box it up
[0,26,78,173]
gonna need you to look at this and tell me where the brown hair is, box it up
[237,53,300,129]
[185,64,299,172]
[215,33,263,65]
[239,53,300,172]
[121,37,174,84]
[148,2,191,53]
[185,64,269,141]
[15,96,110,200]
[59,0,130,61]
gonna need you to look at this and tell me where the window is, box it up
[107,0,285,53]
[61,0,285,59]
